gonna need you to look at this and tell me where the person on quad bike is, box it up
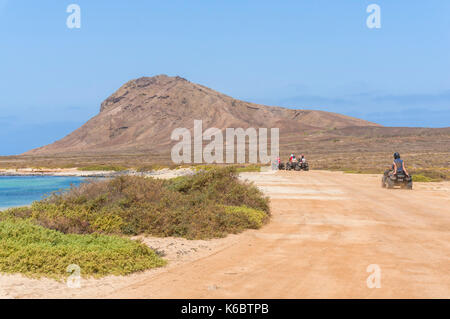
[300,154,306,164]
[392,152,409,177]
[286,153,297,170]
[289,154,297,163]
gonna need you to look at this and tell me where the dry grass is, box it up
[1,141,448,181]
[308,152,449,181]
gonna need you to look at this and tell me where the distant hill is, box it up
[25,75,381,156]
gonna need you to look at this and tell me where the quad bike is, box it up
[278,162,285,170]
[298,161,309,171]
[286,160,309,171]
[382,170,413,189]
[285,161,296,171]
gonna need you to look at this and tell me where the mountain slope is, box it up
[26,75,380,156]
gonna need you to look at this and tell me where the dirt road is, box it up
[2,170,449,298]
[106,170,450,298]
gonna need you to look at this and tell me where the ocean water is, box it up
[0,176,87,210]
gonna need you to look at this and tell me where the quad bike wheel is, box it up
[381,176,387,188]
[406,180,413,190]
[386,177,395,189]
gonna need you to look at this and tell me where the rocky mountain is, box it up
[26,75,381,156]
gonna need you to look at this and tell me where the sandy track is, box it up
[107,171,450,298]
[2,170,449,298]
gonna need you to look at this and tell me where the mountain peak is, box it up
[128,74,189,88]
[100,75,191,113]
[26,76,381,156]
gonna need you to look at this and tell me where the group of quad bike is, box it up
[278,154,309,171]
[277,152,413,190]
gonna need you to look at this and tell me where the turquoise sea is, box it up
[0,176,86,210]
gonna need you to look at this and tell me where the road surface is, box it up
[104,170,450,298]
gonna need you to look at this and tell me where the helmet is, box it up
[394,152,400,159]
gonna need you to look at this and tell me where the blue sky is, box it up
[0,0,449,155]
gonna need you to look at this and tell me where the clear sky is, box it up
[0,0,449,155]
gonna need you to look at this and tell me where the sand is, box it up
[1,170,449,298]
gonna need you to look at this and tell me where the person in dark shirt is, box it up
[392,152,409,176]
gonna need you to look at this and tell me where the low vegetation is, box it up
[77,165,128,172]
[223,205,267,229]
[235,164,263,173]
[193,164,263,173]
[136,164,174,172]
[412,174,435,183]
[2,167,270,240]
[340,168,448,182]
[311,152,449,182]
[0,167,269,278]
[4,151,446,181]
[409,169,449,182]
[0,219,165,279]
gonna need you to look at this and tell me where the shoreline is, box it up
[0,167,196,178]
[0,168,123,178]
[0,168,195,211]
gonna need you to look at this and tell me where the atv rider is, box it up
[289,153,297,163]
[392,152,409,177]
[300,154,306,164]
[287,153,297,170]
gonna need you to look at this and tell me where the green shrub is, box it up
[3,167,270,240]
[166,167,269,213]
[0,219,165,279]
[235,164,263,173]
[192,164,217,171]
[135,164,175,172]
[412,174,434,182]
[224,205,268,229]
[78,165,127,172]
[410,169,448,182]
[193,164,262,173]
